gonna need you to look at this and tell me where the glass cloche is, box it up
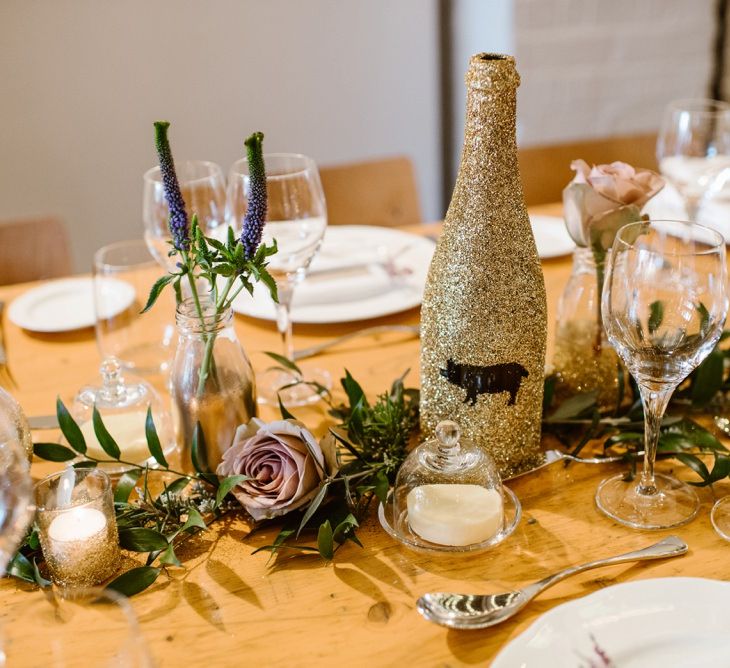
[379,420,521,553]
[69,357,175,473]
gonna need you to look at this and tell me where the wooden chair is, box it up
[319,156,422,227]
[0,216,72,285]
[518,133,659,206]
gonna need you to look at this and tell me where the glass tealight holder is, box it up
[69,357,175,474]
[378,420,521,553]
[36,467,121,587]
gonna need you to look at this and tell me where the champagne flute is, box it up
[143,160,227,273]
[657,98,730,221]
[227,153,330,406]
[598,219,728,529]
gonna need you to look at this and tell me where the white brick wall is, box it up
[514,0,716,146]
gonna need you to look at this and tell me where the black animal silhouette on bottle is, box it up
[440,359,529,407]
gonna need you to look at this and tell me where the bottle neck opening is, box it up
[176,297,232,334]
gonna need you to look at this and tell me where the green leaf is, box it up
[107,566,161,597]
[697,302,710,335]
[648,300,664,334]
[141,274,174,313]
[32,558,51,588]
[158,543,182,567]
[7,552,35,583]
[258,265,279,303]
[545,391,597,421]
[145,406,168,468]
[264,351,302,375]
[215,475,248,508]
[56,397,86,454]
[691,349,724,407]
[191,423,210,474]
[341,369,366,408]
[373,470,390,504]
[33,442,77,462]
[278,396,296,421]
[317,520,334,560]
[92,405,121,459]
[118,528,169,552]
[114,470,142,503]
[542,375,556,412]
[332,514,359,543]
[297,482,330,537]
[181,507,207,532]
[673,453,710,483]
[162,477,191,497]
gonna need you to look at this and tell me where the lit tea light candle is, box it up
[406,484,503,546]
[36,468,121,586]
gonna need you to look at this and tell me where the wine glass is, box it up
[597,219,728,529]
[0,410,33,575]
[657,98,730,221]
[227,153,330,406]
[143,160,227,272]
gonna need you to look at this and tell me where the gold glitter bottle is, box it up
[420,53,547,476]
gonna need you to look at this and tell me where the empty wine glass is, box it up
[227,153,329,406]
[597,219,728,529]
[0,410,33,575]
[657,98,730,221]
[143,160,227,272]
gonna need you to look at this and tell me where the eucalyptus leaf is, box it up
[264,351,302,375]
[114,470,142,503]
[297,482,330,537]
[107,566,161,596]
[215,475,249,508]
[33,442,77,462]
[118,528,169,552]
[56,397,86,454]
[145,406,168,468]
[92,406,121,459]
[317,520,334,560]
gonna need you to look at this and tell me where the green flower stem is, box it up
[81,457,199,482]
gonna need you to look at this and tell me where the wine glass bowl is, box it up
[143,160,227,272]
[597,219,728,529]
[657,99,730,221]
[228,153,329,406]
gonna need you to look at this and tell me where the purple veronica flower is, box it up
[153,121,190,252]
[240,132,267,259]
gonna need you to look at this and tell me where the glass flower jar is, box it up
[0,386,32,462]
[552,247,623,410]
[170,297,256,472]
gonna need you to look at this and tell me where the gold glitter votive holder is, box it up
[35,467,121,587]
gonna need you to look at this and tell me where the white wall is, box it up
[0,0,440,270]
[514,0,716,146]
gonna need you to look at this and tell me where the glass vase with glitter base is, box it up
[552,247,624,411]
[420,53,547,477]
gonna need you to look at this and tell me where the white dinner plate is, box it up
[493,577,730,667]
[8,277,135,333]
[530,215,575,258]
[232,225,435,324]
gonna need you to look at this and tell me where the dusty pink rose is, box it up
[564,160,664,248]
[216,418,337,521]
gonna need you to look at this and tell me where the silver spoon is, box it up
[416,535,687,630]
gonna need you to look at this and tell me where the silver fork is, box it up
[0,301,17,389]
[292,325,419,361]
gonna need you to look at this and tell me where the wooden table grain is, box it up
[1,204,727,667]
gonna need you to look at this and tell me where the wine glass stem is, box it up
[685,196,701,222]
[638,385,673,495]
[276,284,295,362]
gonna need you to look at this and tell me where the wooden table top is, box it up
[1,203,728,667]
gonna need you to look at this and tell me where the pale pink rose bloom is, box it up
[216,418,337,521]
[564,160,664,247]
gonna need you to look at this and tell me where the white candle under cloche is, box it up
[48,506,107,543]
[406,484,503,546]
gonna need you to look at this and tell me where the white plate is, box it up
[8,277,135,333]
[530,215,575,258]
[493,577,730,667]
[232,225,436,324]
